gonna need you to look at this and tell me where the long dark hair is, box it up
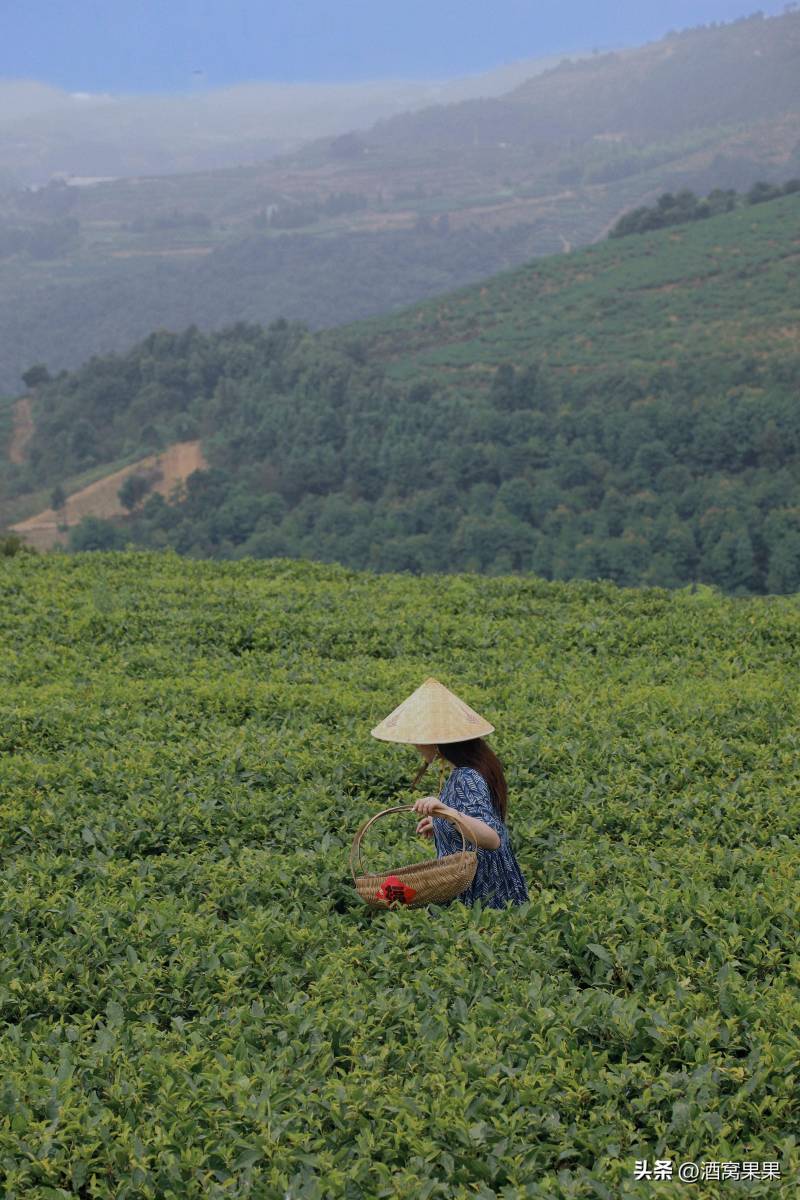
[436,737,507,822]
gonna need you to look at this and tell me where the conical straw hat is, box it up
[371,677,495,744]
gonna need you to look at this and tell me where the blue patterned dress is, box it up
[430,766,529,909]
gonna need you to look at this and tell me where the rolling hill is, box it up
[3,188,799,596]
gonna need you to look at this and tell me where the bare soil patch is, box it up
[11,440,206,551]
[8,397,33,464]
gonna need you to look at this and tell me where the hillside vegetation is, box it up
[4,190,799,596]
[1,10,799,392]
[1,552,798,1198]
[607,179,800,237]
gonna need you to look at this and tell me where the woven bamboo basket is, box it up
[350,802,478,909]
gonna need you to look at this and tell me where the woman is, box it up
[371,676,529,910]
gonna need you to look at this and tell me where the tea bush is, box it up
[1,552,798,1198]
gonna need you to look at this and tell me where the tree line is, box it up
[609,179,800,238]
[12,316,798,595]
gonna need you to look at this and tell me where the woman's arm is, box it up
[447,807,500,850]
[412,796,500,850]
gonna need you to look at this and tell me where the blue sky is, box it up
[2,1,791,92]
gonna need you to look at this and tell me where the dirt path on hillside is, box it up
[11,439,206,551]
[8,397,33,464]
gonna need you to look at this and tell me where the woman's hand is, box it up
[412,795,445,817]
[413,796,449,836]
[416,815,434,838]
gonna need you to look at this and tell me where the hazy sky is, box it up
[3,1,791,92]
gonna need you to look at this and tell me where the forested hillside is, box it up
[1,10,798,393]
[3,190,799,595]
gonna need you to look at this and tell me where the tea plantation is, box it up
[1,551,798,1199]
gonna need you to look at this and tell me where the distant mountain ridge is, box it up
[0,10,799,395]
[349,11,800,152]
[509,12,800,129]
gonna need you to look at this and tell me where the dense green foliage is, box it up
[0,532,34,557]
[608,180,800,237]
[1,552,798,1197]
[5,192,799,595]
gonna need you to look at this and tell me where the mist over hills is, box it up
[0,10,798,397]
[357,9,800,151]
[0,55,576,187]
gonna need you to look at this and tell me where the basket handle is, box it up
[349,802,478,884]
